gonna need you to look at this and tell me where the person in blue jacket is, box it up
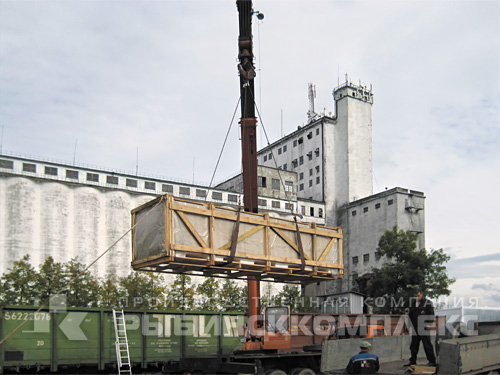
[346,341,380,374]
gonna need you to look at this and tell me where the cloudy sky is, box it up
[1,0,499,307]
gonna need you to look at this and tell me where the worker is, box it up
[406,289,437,366]
[346,341,380,374]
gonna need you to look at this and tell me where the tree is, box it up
[36,256,66,303]
[64,258,100,307]
[118,272,166,309]
[0,255,39,305]
[165,274,196,310]
[364,226,455,314]
[98,274,120,308]
[196,277,220,311]
[219,278,245,312]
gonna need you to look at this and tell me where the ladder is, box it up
[112,309,132,375]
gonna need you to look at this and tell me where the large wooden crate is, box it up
[131,195,343,283]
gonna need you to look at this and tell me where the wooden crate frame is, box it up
[131,195,343,283]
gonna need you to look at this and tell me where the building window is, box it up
[196,189,207,198]
[363,254,370,263]
[307,152,313,161]
[301,206,306,215]
[309,168,313,176]
[316,128,320,136]
[283,163,287,170]
[272,178,280,190]
[363,207,369,213]
[66,170,78,179]
[316,176,320,184]
[145,181,156,190]
[283,145,287,152]
[285,181,293,192]
[106,175,118,185]
[388,199,394,205]
[179,187,190,195]
[352,210,357,216]
[258,199,267,207]
[264,155,267,162]
[87,173,99,182]
[23,163,36,173]
[212,191,223,201]
[299,183,304,191]
[228,194,238,203]
[375,251,381,261]
[0,159,13,169]
[258,176,267,188]
[319,208,323,218]
[352,273,358,288]
[316,165,320,173]
[309,180,313,187]
[162,184,173,193]
[285,203,294,211]
[307,132,313,139]
[272,200,280,209]
[299,172,304,180]
[293,139,297,147]
[126,179,138,188]
[299,156,304,165]
[375,203,381,209]
[278,147,282,155]
[310,207,314,216]
[45,166,57,176]
[352,256,359,265]
[268,153,273,160]
[298,137,303,144]
[292,159,298,168]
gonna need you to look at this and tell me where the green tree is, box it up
[98,274,120,308]
[36,256,66,303]
[119,272,166,309]
[196,277,220,311]
[0,255,39,305]
[64,258,100,307]
[364,226,455,314]
[219,278,245,312]
[165,274,196,310]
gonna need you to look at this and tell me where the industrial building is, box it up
[0,78,426,313]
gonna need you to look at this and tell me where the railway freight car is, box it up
[0,305,245,374]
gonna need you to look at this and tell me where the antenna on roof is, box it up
[307,83,318,122]
[73,139,78,165]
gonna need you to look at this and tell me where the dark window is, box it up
[352,256,359,265]
[196,189,207,198]
[388,199,394,205]
[352,210,357,216]
[316,165,320,173]
[127,179,138,188]
[283,145,287,152]
[363,207,369,213]
[363,254,370,263]
[375,251,381,261]
[298,137,303,144]
[272,201,280,209]
[309,180,313,187]
[272,178,280,190]
[375,203,381,209]
[87,173,99,182]
[228,194,238,203]
[268,153,272,160]
[278,147,282,155]
[309,168,313,176]
[179,187,190,195]
[299,156,304,165]
[315,148,320,156]
[299,183,304,191]
[283,163,287,170]
[145,181,156,190]
[292,159,298,168]
[23,163,36,173]
[316,176,320,184]
[162,184,173,193]
[307,152,313,161]
[319,208,323,218]
[258,199,267,207]
[316,128,319,135]
[258,176,267,188]
[301,206,306,215]
[299,172,304,180]
[285,181,293,192]
[310,207,314,216]
[66,170,78,179]
[285,203,294,211]
[212,191,223,200]
[45,166,57,176]
[293,140,298,147]
[107,175,118,185]
[264,155,267,162]
[0,159,13,169]
[307,132,312,139]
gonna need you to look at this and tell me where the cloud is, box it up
[446,253,500,279]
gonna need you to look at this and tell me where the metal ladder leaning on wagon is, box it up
[113,309,132,375]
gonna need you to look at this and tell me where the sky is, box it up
[1,0,499,307]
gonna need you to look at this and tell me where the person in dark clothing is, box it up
[406,289,437,366]
[346,341,380,374]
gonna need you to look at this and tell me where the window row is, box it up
[258,176,294,192]
[352,252,381,265]
[351,200,393,216]
[299,205,323,218]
